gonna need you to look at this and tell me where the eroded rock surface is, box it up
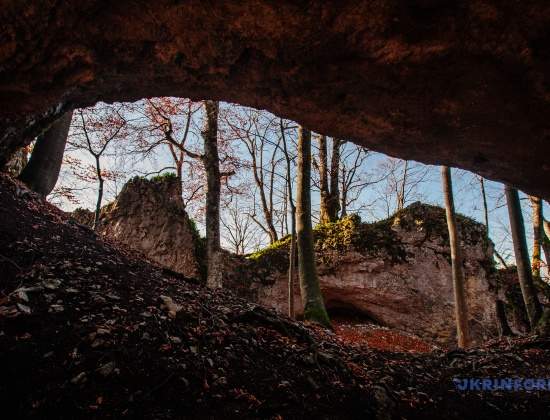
[0,1,549,197]
[228,203,501,346]
[72,175,202,279]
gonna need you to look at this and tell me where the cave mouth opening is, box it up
[326,301,383,326]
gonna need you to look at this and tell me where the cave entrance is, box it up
[326,301,383,326]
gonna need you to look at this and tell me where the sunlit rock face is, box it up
[72,175,201,279]
[1,1,550,198]
[227,203,500,347]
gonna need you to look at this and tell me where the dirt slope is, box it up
[1,174,549,419]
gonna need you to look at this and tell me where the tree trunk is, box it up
[542,218,550,270]
[19,110,73,196]
[288,206,297,319]
[317,134,330,223]
[397,160,409,211]
[441,166,470,348]
[296,126,330,327]
[175,158,184,199]
[202,100,223,289]
[93,156,103,231]
[328,138,341,221]
[340,167,347,217]
[530,196,543,280]
[249,145,278,243]
[495,299,514,337]
[479,176,489,235]
[505,185,542,329]
[479,175,509,266]
[281,118,297,319]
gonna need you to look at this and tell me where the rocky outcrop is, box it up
[72,175,202,279]
[227,203,500,346]
[1,1,550,198]
[495,266,550,334]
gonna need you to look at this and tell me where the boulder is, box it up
[72,174,202,279]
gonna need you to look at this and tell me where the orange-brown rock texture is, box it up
[72,176,202,279]
[0,1,549,197]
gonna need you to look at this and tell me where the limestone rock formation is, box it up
[228,203,500,346]
[495,266,550,334]
[72,175,202,279]
[0,1,549,198]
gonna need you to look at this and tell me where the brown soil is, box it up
[1,173,550,419]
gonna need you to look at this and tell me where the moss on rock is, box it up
[245,202,489,279]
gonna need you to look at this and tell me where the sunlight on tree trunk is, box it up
[542,217,550,271]
[202,100,223,289]
[281,119,297,318]
[397,160,409,211]
[505,185,542,329]
[479,176,489,235]
[441,166,470,348]
[19,111,73,196]
[317,134,330,223]
[288,217,297,319]
[296,126,330,327]
[529,196,543,280]
[317,135,340,223]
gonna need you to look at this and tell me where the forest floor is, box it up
[1,173,550,419]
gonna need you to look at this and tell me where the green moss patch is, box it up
[244,202,491,280]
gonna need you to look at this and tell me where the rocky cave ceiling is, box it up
[0,1,549,197]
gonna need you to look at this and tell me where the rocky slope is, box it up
[77,182,515,348]
[228,205,501,347]
[2,174,550,419]
[72,175,202,279]
[1,2,550,199]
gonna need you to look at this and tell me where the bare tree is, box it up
[441,166,470,348]
[530,196,543,280]
[505,185,542,329]
[477,175,509,267]
[338,143,383,217]
[329,138,342,220]
[397,160,409,211]
[220,198,262,254]
[316,135,340,223]
[296,125,330,327]
[542,218,550,273]
[201,101,224,288]
[69,106,127,230]
[375,158,430,218]
[280,119,297,318]
[225,109,281,243]
[127,98,206,206]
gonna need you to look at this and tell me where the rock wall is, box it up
[226,203,500,347]
[1,1,550,199]
[72,175,202,280]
